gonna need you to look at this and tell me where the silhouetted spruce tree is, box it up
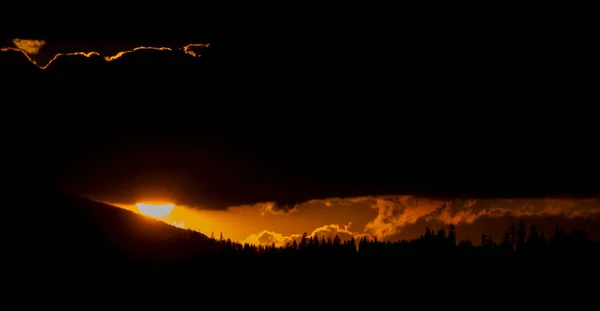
[526,224,540,254]
[501,230,510,245]
[481,233,495,251]
[448,224,457,247]
[540,232,547,244]
[500,229,513,254]
[510,222,516,246]
[312,233,320,248]
[299,232,308,250]
[529,224,539,241]
[425,226,432,239]
[437,228,446,239]
[517,220,526,252]
[457,239,474,255]
[346,237,356,254]
[358,237,368,253]
[333,234,341,247]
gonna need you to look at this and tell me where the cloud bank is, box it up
[258,202,299,216]
[243,196,600,246]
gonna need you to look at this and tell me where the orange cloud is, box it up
[312,222,373,242]
[102,194,600,247]
[243,230,301,247]
[112,194,600,245]
[12,38,46,55]
[243,196,600,245]
[243,222,373,247]
[103,46,172,61]
[363,197,600,240]
[183,44,209,57]
[0,43,210,69]
[364,196,444,239]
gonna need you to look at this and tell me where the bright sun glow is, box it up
[136,203,175,218]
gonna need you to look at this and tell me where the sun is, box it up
[136,203,175,218]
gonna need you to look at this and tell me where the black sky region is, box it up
[2,5,598,211]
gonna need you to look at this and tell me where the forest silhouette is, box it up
[220,221,598,258]
[5,192,597,300]
[12,193,599,266]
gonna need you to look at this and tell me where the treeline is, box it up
[168,220,599,258]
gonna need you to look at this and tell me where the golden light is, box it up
[136,203,175,218]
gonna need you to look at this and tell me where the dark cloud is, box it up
[2,34,598,212]
[258,202,299,216]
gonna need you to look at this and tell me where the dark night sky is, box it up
[2,4,598,215]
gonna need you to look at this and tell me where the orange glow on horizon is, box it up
[136,203,175,218]
[106,196,600,249]
[0,43,210,69]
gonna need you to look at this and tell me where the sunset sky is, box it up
[3,26,598,246]
[111,197,600,246]
[4,6,599,298]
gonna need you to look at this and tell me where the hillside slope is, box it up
[8,192,226,268]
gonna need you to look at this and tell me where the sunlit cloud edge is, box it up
[0,43,210,70]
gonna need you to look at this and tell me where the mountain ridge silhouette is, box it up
[7,192,230,265]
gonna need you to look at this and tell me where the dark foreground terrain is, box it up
[1,192,596,307]
[8,193,600,270]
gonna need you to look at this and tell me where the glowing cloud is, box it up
[12,38,46,55]
[364,197,600,240]
[243,196,600,246]
[0,43,210,69]
[243,222,373,247]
